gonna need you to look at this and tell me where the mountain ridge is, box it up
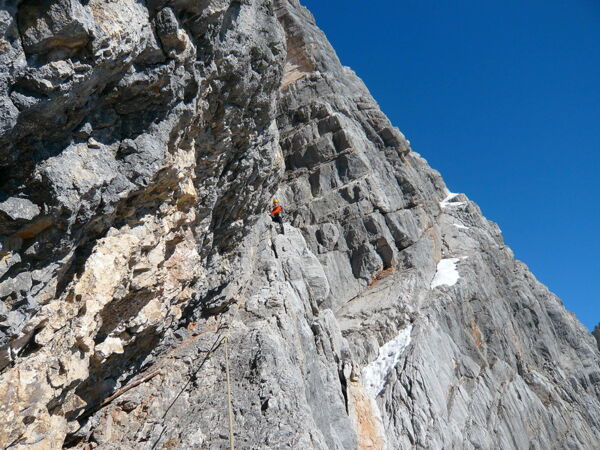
[0,0,598,448]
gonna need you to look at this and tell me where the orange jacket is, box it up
[270,205,282,216]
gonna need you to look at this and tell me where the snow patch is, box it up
[453,223,469,230]
[431,257,466,288]
[440,192,466,208]
[362,325,413,397]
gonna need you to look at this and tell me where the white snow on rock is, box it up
[440,192,466,208]
[431,257,466,288]
[362,325,413,397]
[453,223,469,230]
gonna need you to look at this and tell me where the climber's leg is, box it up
[273,214,284,234]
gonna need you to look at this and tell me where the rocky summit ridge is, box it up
[0,0,599,448]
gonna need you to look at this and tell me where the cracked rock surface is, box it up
[0,0,599,448]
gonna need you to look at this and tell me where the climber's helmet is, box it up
[273,199,279,204]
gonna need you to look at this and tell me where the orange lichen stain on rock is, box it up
[470,320,484,350]
[348,382,385,450]
[281,35,314,87]
[16,218,53,239]
[369,266,396,287]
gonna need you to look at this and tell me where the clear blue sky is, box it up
[301,0,600,330]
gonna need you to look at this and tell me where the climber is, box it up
[269,199,284,234]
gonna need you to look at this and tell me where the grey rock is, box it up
[0,0,598,449]
[0,197,40,221]
[155,7,187,56]
[0,96,18,136]
[0,251,20,279]
[17,0,95,58]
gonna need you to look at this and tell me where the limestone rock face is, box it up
[0,1,598,449]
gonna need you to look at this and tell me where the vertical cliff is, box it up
[0,1,598,448]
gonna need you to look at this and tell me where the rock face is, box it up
[0,0,598,448]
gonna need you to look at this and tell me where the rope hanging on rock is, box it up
[224,335,235,450]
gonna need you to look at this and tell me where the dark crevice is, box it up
[179,283,228,324]
[54,236,99,299]
[260,398,269,413]
[338,369,349,414]
[18,325,44,358]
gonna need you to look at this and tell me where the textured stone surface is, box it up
[0,0,599,449]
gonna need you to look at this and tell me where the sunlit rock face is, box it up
[1,1,599,448]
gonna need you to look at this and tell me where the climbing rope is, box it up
[224,335,235,450]
[151,330,225,450]
[151,321,238,450]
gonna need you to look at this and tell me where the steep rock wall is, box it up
[0,0,598,449]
